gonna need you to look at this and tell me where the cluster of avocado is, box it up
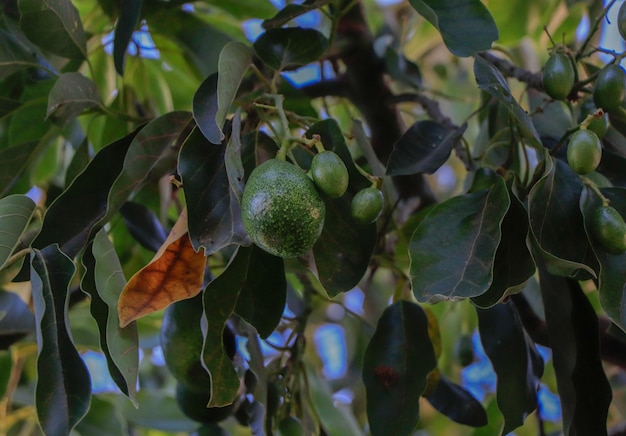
[241,149,384,258]
[540,17,626,256]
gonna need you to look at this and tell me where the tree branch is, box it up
[478,52,544,90]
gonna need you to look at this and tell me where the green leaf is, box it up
[383,45,423,89]
[64,139,91,187]
[408,0,498,57]
[119,202,167,253]
[179,127,249,255]
[537,266,612,435]
[580,187,626,331]
[307,120,376,295]
[75,395,128,436]
[410,177,510,302]
[216,42,252,142]
[0,288,35,349]
[528,157,598,278]
[0,350,11,396]
[386,120,466,176]
[424,375,487,427]
[474,56,542,149]
[262,1,331,29]
[477,301,543,434]
[18,0,87,59]
[193,73,222,144]
[0,25,43,80]
[362,301,437,436]
[206,0,277,20]
[253,27,328,71]
[33,128,137,257]
[234,244,286,339]
[113,0,142,75]
[117,390,198,432]
[472,186,535,308]
[202,247,251,407]
[46,73,102,126]
[81,229,139,404]
[0,194,36,271]
[31,245,91,435]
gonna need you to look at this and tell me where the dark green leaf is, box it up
[424,375,487,427]
[81,229,139,404]
[408,0,498,57]
[119,202,167,252]
[362,301,437,436]
[33,128,137,257]
[179,127,249,255]
[410,177,510,302]
[474,56,542,149]
[202,247,249,407]
[383,46,423,89]
[193,73,222,144]
[253,27,328,71]
[262,1,331,28]
[206,0,277,20]
[386,120,466,176]
[477,301,543,434]
[8,82,52,146]
[0,351,11,396]
[46,72,102,126]
[234,244,286,339]
[472,186,535,308]
[216,42,252,141]
[537,265,612,435]
[64,139,91,187]
[0,97,22,120]
[117,390,198,432]
[0,26,40,79]
[75,395,128,436]
[307,120,376,295]
[528,157,598,278]
[31,245,91,435]
[0,288,35,349]
[580,187,626,331]
[0,194,36,270]
[18,0,87,59]
[113,0,142,75]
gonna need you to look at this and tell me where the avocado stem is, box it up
[582,176,610,206]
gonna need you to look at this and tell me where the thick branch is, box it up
[478,52,544,90]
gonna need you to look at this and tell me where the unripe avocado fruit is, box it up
[175,383,234,424]
[593,64,626,113]
[241,159,325,258]
[160,294,236,392]
[311,150,349,198]
[542,52,575,100]
[351,187,384,224]
[619,1,626,41]
[567,129,602,175]
[591,205,626,255]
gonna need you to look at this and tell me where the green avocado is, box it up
[241,159,326,258]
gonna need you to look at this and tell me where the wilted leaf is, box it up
[46,73,102,126]
[386,120,466,176]
[179,127,250,255]
[477,301,543,434]
[253,27,328,71]
[119,202,168,252]
[118,212,206,327]
[31,245,91,435]
[19,0,87,59]
[537,265,612,435]
[0,194,36,271]
[410,177,510,302]
[362,301,437,435]
[82,229,139,403]
[424,375,487,427]
[474,56,541,149]
[408,0,498,57]
[216,42,252,142]
[113,0,142,75]
[0,288,35,349]
[528,157,598,278]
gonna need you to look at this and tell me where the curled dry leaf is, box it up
[118,210,206,327]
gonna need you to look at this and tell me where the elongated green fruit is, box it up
[542,52,575,100]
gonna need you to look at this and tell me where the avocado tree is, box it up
[2,0,626,434]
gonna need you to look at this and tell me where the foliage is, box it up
[2,0,626,435]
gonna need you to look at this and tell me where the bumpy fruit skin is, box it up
[241,159,325,258]
[311,150,349,198]
[175,383,233,424]
[593,64,626,113]
[619,1,626,41]
[567,129,602,175]
[591,205,626,255]
[542,52,575,100]
[160,295,237,392]
[351,187,384,225]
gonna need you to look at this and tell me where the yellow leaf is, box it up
[118,211,206,327]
